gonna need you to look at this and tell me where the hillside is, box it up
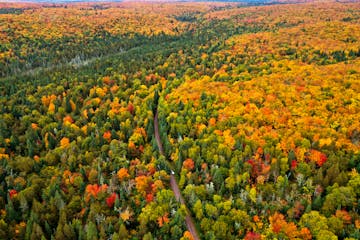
[0,1,360,239]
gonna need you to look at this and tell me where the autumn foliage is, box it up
[183,158,195,171]
[85,184,108,202]
[106,193,117,208]
[0,1,360,239]
[117,168,130,181]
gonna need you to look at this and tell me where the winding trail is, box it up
[154,110,200,240]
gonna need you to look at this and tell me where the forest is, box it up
[0,0,360,239]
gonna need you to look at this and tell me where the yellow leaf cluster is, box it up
[60,137,70,148]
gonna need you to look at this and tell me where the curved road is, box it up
[154,110,200,240]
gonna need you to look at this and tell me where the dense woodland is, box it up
[0,1,360,239]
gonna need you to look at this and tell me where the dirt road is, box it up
[154,110,200,240]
